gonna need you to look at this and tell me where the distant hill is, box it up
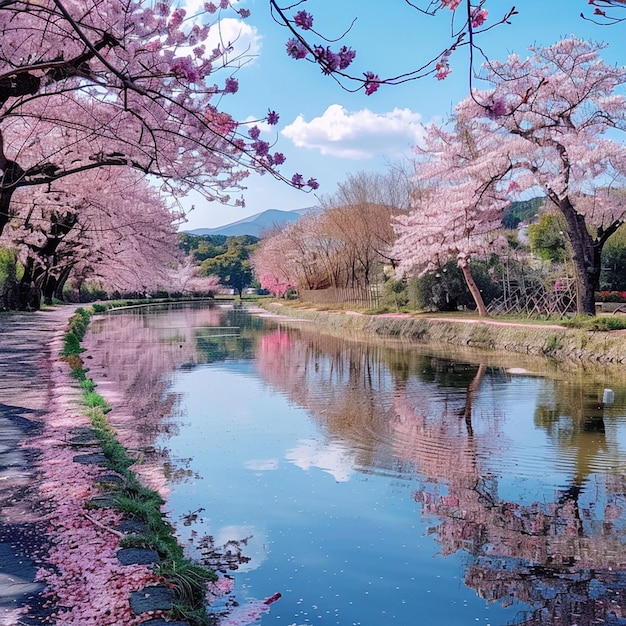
[502,197,545,229]
[185,207,320,238]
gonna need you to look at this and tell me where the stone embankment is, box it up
[265,303,626,365]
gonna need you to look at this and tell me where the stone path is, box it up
[0,306,76,625]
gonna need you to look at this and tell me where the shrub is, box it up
[595,291,626,303]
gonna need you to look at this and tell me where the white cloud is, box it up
[286,438,354,482]
[213,525,267,572]
[281,104,425,159]
[207,17,261,61]
[179,1,262,63]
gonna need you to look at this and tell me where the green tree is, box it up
[0,247,20,309]
[200,236,257,296]
[178,234,229,262]
[527,213,569,263]
[601,225,626,291]
[415,259,503,312]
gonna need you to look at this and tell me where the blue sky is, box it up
[180,1,626,230]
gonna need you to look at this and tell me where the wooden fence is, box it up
[299,285,381,309]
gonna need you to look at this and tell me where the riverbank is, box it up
[264,303,626,365]
[0,306,201,625]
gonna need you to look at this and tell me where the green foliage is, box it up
[157,560,217,611]
[0,247,24,309]
[62,332,84,356]
[527,213,569,262]
[83,391,112,413]
[61,308,92,356]
[414,259,503,312]
[543,334,563,354]
[178,233,256,263]
[564,315,626,331]
[200,236,258,296]
[69,307,91,340]
[601,224,626,290]
[80,378,96,392]
[0,248,18,290]
[502,197,545,229]
[380,277,409,311]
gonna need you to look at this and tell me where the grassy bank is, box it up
[264,303,626,365]
[61,307,215,625]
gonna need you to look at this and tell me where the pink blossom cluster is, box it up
[435,52,452,81]
[312,45,356,74]
[290,173,319,189]
[258,273,294,297]
[364,71,381,95]
[0,0,320,244]
[441,0,463,9]
[470,7,489,28]
[294,10,314,30]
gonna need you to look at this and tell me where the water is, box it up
[87,303,626,626]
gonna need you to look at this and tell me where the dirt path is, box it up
[0,306,76,625]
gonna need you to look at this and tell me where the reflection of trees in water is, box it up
[195,305,266,363]
[256,325,626,626]
[257,326,506,473]
[534,378,625,497]
[258,327,420,472]
[85,304,271,487]
[395,376,626,625]
[84,303,226,456]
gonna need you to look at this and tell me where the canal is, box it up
[86,302,626,626]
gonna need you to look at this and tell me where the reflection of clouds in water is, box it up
[214,525,268,573]
[245,458,279,471]
[286,438,354,482]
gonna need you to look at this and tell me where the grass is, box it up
[563,315,626,331]
[61,307,216,626]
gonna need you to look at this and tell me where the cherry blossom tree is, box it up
[1,168,181,307]
[453,38,626,315]
[252,214,329,292]
[164,258,222,298]
[249,226,298,296]
[0,1,317,237]
[393,38,626,316]
[392,119,507,317]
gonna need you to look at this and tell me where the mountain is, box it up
[185,207,320,238]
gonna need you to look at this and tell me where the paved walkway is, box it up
[0,306,76,625]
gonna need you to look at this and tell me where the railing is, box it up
[299,285,381,309]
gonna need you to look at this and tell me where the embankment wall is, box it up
[265,304,626,365]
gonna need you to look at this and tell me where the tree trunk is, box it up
[54,266,73,301]
[41,273,59,306]
[459,260,489,317]
[13,259,43,310]
[557,197,600,316]
[460,363,487,436]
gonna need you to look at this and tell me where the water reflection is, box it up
[259,325,626,626]
[85,304,626,626]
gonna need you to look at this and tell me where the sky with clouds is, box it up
[179,0,626,230]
